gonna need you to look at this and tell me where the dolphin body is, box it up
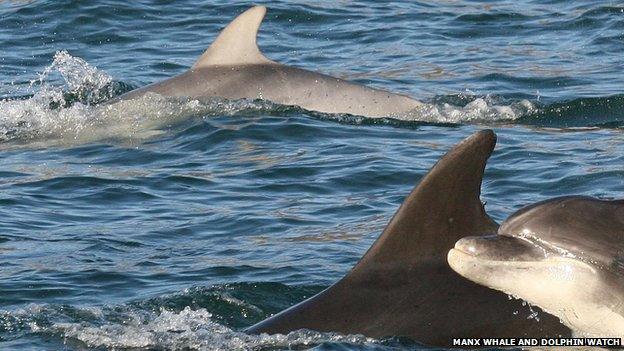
[449,196,624,339]
[246,130,569,346]
[113,6,422,118]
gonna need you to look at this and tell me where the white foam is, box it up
[398,96,537,123]
[0,51,282,146]
[1,303,377,350]
[51,306,376,350]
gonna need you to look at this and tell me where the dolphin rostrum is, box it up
[448,196,624,339]
[246,130,569,346]
[113,6,422,118]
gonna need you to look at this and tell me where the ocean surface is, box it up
[1,0,623,350]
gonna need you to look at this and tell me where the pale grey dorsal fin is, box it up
[192,6,271,69]
[351,130,499,273]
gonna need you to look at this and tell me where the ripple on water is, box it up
[0,284,391,351]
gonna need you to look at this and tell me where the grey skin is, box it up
[247,130,570,346]
[112,6,422,118]
[449,195,624,338]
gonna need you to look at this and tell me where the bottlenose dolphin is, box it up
[448,196,624,339]
[246,130,569,346]
[113,6,422,117]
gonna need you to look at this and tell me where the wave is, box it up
[0,52,621,147]
[0,284,385,351]
[0,52,292,146]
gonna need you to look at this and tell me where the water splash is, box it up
[37,50,115,106]
[2,303,378,351]
[0,51,284,145]
[506,294,541,322]
[0,50,114,143]
[409,97,536,123]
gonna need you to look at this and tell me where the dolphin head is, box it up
[448,196,624,337]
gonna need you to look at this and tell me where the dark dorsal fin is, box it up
[351,130,498,272]
[245,130,571,342]
[192,6,271,69]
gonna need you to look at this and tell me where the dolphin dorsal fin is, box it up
[192,6,271,69]
[351,130,499,273]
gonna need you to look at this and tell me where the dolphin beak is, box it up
[452,235,547,262]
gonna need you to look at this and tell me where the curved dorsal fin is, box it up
[350,130,499,273]
[192,6,271,69]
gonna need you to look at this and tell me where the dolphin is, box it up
[112,6,422,118]
[448,196,624,339]
[246,130,569,346]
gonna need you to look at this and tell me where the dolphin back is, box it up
[112,6,422,117]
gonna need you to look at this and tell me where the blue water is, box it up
[1,1,623,350]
